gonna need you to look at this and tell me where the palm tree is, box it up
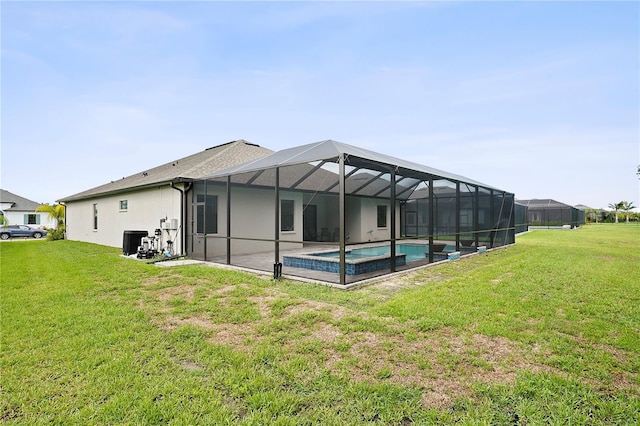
[608,202,624,223]
[620,201,636,223]
[586,208,600,223]
[35,203,65,235]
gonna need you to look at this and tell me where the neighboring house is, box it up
[0,189,57,229]
[58,140,273,256]
[516,198,584,228]
[575,204,601,223]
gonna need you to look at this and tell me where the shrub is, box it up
[47,225,65,241]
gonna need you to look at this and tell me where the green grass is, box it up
[1,224,639,424]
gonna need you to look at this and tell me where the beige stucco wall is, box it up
[187,184,403,260]
[191,186,305,259]
[64,181,399,259]
[346,197,401,243]
[65,185,184,254]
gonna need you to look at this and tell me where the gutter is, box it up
[58,180,183,204]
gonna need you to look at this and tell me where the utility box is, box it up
[161,219,177,229]
[123,230,148,255]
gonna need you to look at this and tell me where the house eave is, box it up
[58,178,193,203]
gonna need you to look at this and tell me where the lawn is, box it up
[1,224,639,424]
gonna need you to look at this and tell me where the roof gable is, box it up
[0,189,43,211]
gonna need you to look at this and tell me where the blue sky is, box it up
[2,1,639,210]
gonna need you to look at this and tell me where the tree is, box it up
[620,201,636,223]
[607,202,624,223]
[35,203,65,240]
[586,208,601,223]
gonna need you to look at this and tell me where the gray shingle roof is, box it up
[574,204,595,211]
[0,189,43,211]
[59,140,273,202]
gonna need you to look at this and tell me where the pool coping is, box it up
[282,250,408,275]
[281,241,458,276]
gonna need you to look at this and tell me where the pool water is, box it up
[311,244,450,262]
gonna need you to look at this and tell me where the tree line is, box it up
[604,201,636,223]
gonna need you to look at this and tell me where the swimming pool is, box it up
[282,243,451,276]
[310,243,440,262]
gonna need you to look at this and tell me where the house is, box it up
[193,139,516,285]
[58,140,273,256]
[61,138,517,286]
[516,198,584,228]
[0,189,57,229]
[575,204,601,223]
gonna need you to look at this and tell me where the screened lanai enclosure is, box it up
[516,199,584,229]
[514,202,529,234]
[189,140,516,286]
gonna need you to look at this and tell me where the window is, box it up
[196,195,218,234]
[406,211,416,226]
[460,210,472,227]
[377,205,387,228]
[478,210,486,224]
[281,200,294,232]
[419,202,429,225]
[193,182,218,234]
[119,200,128,211]
[25,214,40,225]
[93,204,98,230]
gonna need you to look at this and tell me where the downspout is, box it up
[171,180,193,256]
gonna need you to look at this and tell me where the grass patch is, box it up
[1,224,639,424]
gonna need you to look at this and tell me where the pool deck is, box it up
[200,241,452,286]
[154,240,504,289]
